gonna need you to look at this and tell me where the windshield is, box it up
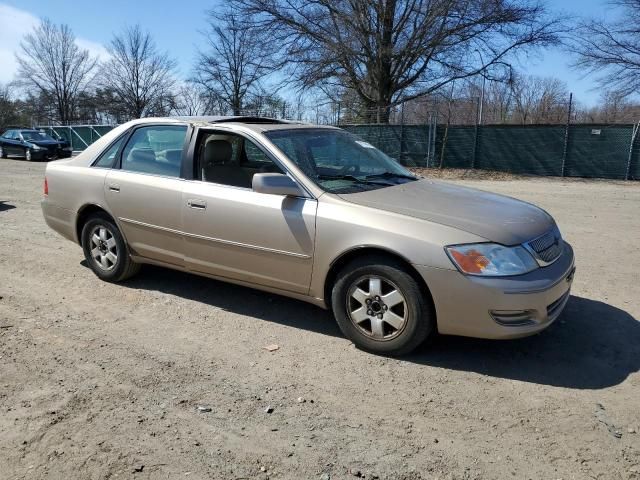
[21,131,55,142]
[265,128,416,193]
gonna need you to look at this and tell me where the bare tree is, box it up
[173,83,210,116]
[0,84,24,129]
[102,25,176,119]
[397,72,569,126]
[480,80,515,125]
[194,10,281,115]
[15,19,97,124]
[511,74,568,124]
[233,0,562,123]
[576,90,640,123]
[571,0,640,98]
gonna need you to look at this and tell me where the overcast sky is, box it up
[0,0,622,107]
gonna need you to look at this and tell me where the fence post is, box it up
[626,121,639,180]
[399,102,405,164]
[471,96,480,169]
[439,123,449,169]
[431,112,437,167]
[426,113,432,168]
[561,92,573,177]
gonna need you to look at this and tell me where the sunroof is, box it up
[209,116,290,125]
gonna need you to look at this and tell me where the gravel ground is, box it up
[1,158,639,480]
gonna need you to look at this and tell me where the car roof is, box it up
[164,116,340,133]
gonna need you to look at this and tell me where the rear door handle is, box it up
[187,199,207,210]
[108,184,120,192]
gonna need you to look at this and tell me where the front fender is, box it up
[308,194,487,299]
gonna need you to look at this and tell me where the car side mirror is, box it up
[252,173,306,197]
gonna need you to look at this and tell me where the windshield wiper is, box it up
[364,171,417,181]
[317,174,390,185]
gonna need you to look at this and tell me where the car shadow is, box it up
[0,201,16,212]
[93,263,639,390]
[83,262,342,338]
[407,296,640,389]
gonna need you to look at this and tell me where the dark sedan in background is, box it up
[0,129,73,161]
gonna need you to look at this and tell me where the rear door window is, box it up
[120,125,187,177]
[93,135,127,168]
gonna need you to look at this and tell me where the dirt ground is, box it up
[1,158,639,480]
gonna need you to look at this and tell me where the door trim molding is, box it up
[119,217,312,259]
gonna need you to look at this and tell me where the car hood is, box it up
[337,178,554,245]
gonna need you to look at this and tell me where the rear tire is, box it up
[331,256,434,356]
[81,214,140,282]
[0,146,6,158]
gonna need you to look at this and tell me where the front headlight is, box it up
[445,243,538,276]
[31,144,43,150]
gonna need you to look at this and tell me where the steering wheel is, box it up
[339,164,361,175]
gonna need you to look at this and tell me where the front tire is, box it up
[331,256,434,356]
[0,146,6,158]
[81,214,140,282]
[25,148,32,161]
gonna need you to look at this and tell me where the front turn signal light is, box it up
[445,243,539,277]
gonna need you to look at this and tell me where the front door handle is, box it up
[187,199,207,210]
[108,184,120,192]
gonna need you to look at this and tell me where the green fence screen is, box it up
[344,123,639,180]
[35,123,639,180]
[36,125,115,152]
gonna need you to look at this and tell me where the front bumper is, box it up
[31,148,72,160]
[415,241,575,339]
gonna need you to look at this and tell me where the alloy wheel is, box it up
[25,149,32,161]
[346,276,408,340]
[89,225,118,271]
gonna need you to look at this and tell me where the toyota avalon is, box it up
[41,117,575,355]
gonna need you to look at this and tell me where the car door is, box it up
[104,124,188,268]
[182,130,317,294]
[2,131,18,155]
[15,132,29,156]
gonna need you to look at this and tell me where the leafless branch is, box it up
[192,9,282,115]
[101,25,177,119]
[15,18,97,124]
[569,0,640,98]
[232,0,563,122]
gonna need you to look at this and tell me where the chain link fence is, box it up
[427,123,640,180]
[341,122,640,180]
[337,95,640,180]
[33,105,640,180]
[36,124,115,151]
[339,122,438,167]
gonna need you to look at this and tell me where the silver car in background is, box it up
[41,117,575,355]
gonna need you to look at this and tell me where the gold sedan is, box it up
[41,117,575,355]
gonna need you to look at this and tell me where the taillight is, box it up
[44,177,48,196]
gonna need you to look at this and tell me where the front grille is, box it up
[526,225,563,265]
[44,145,61,159]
